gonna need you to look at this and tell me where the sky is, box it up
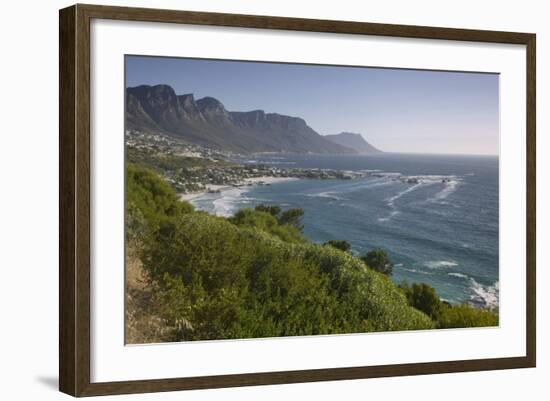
[126,55,499,155]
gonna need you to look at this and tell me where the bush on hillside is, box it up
[323,240,352,253]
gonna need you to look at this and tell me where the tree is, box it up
[278,208,305,231]
[399,282,442,320]
[360,249,393,276]
[323,240,351,253]
[255,204,281,217]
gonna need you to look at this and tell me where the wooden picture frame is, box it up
[59,3,536,397]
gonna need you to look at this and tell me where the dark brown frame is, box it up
[59,3,536,397]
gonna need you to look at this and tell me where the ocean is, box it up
[192,153,499,308]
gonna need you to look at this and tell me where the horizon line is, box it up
[380,151,498,157]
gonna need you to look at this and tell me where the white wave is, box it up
[402,267,432,275]
[376,173,459,222]
[306,191,343,201]
[376,172,402,178]
[378,210,399,222]
[428,179,461,202]
[469,279,499,309]
[448,272,468,279]
[386,182,423,207]
[424,260,458,269]
[377,182,423,222]
[394,174,461,203]
[384,174,456,208]
[212,188,248,217]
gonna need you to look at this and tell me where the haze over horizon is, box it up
[126,55,499,156]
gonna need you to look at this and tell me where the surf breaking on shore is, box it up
[181,176,297,215]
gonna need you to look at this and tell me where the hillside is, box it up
[125,164,497,343]
[324,132,382,154]
[125,164,433,342]
[126,84,355,154]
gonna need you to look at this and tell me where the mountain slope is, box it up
[126,84,355,154]
[324,132,382,154]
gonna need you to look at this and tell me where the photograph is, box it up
[124,55,500,344]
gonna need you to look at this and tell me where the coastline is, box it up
[172,154,498,309]
[179,176,297,202]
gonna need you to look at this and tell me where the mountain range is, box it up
[126,84,381,154]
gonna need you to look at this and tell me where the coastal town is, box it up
[126,130,371,199]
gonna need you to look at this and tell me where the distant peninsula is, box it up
[325,132,382,154]
[126,84,381,155]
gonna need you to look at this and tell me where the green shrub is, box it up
[361,249,394,276]
[230,208,304,244]
[254,204,281,216]
[323,240,352,253]
[437,304,499,328]
[278,208,305,231]
[126,163,193,230]
[399,282,442,320]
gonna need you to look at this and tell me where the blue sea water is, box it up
[192,153,499,308]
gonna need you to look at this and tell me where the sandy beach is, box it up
[242,176,297,185]
[179,176,296,202]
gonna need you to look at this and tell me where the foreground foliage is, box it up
[398,282,499,328]
[126,164,497,342]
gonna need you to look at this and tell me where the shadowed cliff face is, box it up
[126,84,356,154]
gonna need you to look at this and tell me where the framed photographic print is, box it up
[59,4,536,397]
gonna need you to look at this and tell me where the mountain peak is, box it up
[127,84,175,97]
[149,84,177,97]
[197,96,226,112]
[177,93,195,107]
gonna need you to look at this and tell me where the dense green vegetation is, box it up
[437,304,499,328]
[398,282,499,328]
[229,208,305,244]
[126,164,194,245]
[126,164,498,342]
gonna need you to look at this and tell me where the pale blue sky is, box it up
[126,55,499,155]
